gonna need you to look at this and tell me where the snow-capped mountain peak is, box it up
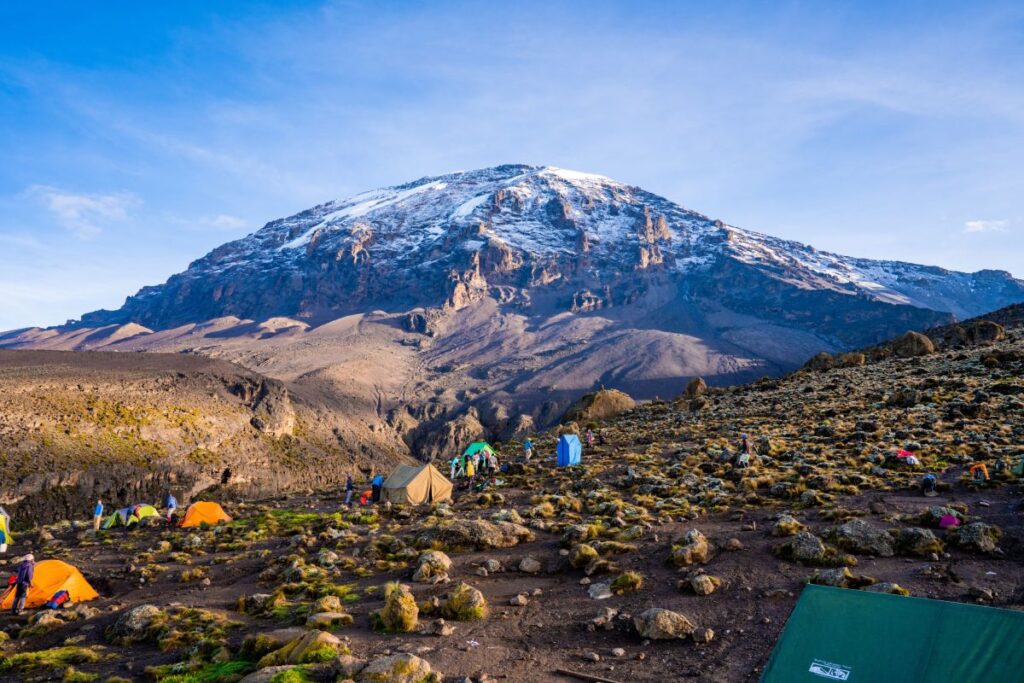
[63,164,1022,345]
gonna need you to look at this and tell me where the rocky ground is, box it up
[0,322,1022,682]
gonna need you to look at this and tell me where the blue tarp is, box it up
[557,434,582,467]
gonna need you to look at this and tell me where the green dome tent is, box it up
[463,441,496,458]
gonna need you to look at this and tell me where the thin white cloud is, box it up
[205,213,248,230]
[964,219,1008,233]
[27,185,140,238]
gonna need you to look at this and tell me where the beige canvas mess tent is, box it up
[381,464,452,505]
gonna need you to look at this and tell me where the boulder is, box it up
[682,377,707,400]
[771,514,806,537]
[374,583,419,633]
[257,629,346,668]
[809,567,875,589]
[562,389,636,424]
[239,666,306,683]
[777,531,855,567]
[442,582,488,621]
[894,527,944,557]
[107,604,166,645]
[306,612,354,630]
[418,519,534,550]
[633,608,696,640]
[830,519,895,557]
[412,550,452,583]
[518,556,543,574]
[891,331,936,358]
[803,352,835,372]
[688,574,722,596]
[669,529,711,567]
[358,653,438,683]
[951,522,1002,554]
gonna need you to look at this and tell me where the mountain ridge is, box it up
[4,164,1023,459]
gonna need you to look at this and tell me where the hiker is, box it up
[465,456,475,483]
[10,553,34,615]
[738,433,757,457]
[523,438,533,461]
[969,463,990,482]
[585,429,595,447]
[921,473,938,496]
[92,499,104,533]
[597,429,606,446]
[344,474,354,507]
[735,451,751,469]
[371,473,384,503]
[165,493,178,523]
[449,457,459,480]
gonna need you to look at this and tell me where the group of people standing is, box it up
[450,449,499,484]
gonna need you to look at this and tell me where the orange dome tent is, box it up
[179,501,232,528]
[1,559,99,609]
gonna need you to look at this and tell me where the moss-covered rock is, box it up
[442,582,488,621]
[357,653,440,683]
[669,529,711,567]
[373,582,419,633]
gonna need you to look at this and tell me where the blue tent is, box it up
[557,434,582,467]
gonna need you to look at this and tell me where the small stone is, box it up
[693,627,715,644]
[611,648,626,658]
[509,594,529,606]
[579,577,591,585]
[519,556,543,574]
[584,652,601,662]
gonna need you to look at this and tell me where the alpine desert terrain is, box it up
[0,308,1021,682]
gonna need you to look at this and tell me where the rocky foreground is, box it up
[0,322,1023,682]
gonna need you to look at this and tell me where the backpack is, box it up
[44,590,71,610]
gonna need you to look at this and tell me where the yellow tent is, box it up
[381,464,453,505]
[1,559,99,609]
[179,501,232,528]
[133,505,160,523]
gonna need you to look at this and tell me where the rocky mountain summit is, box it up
[4,165,1023,457]
[68,164,1022,334]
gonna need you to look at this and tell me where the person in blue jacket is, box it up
[371,474,384,503]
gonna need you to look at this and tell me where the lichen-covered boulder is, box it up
[669,529,711,567]
[777,532,856,567]
[688,574,722,596]
[442,582,488,621]
[358,653,439,683]
[891,331,936,358]
[894,527,944,557]
[412,550,452,583]
[633,608,696,640]
[771,514,806,537]
[830,519,895,557]
[373,583,419,633]
[257,629,346,668]
[418,519,534,550]
[107,604,166,645]
[951,522,1002,554]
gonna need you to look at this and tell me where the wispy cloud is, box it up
[27,185,140,238]
[964,219,1009,233]
[204,214,247,230]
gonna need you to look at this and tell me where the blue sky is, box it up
[1,1,1022,329]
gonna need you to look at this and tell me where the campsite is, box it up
[0,323,1023,682]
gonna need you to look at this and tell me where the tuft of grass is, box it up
[0,646,105,675]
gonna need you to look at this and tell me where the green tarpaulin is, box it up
[762,585,1024,683]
